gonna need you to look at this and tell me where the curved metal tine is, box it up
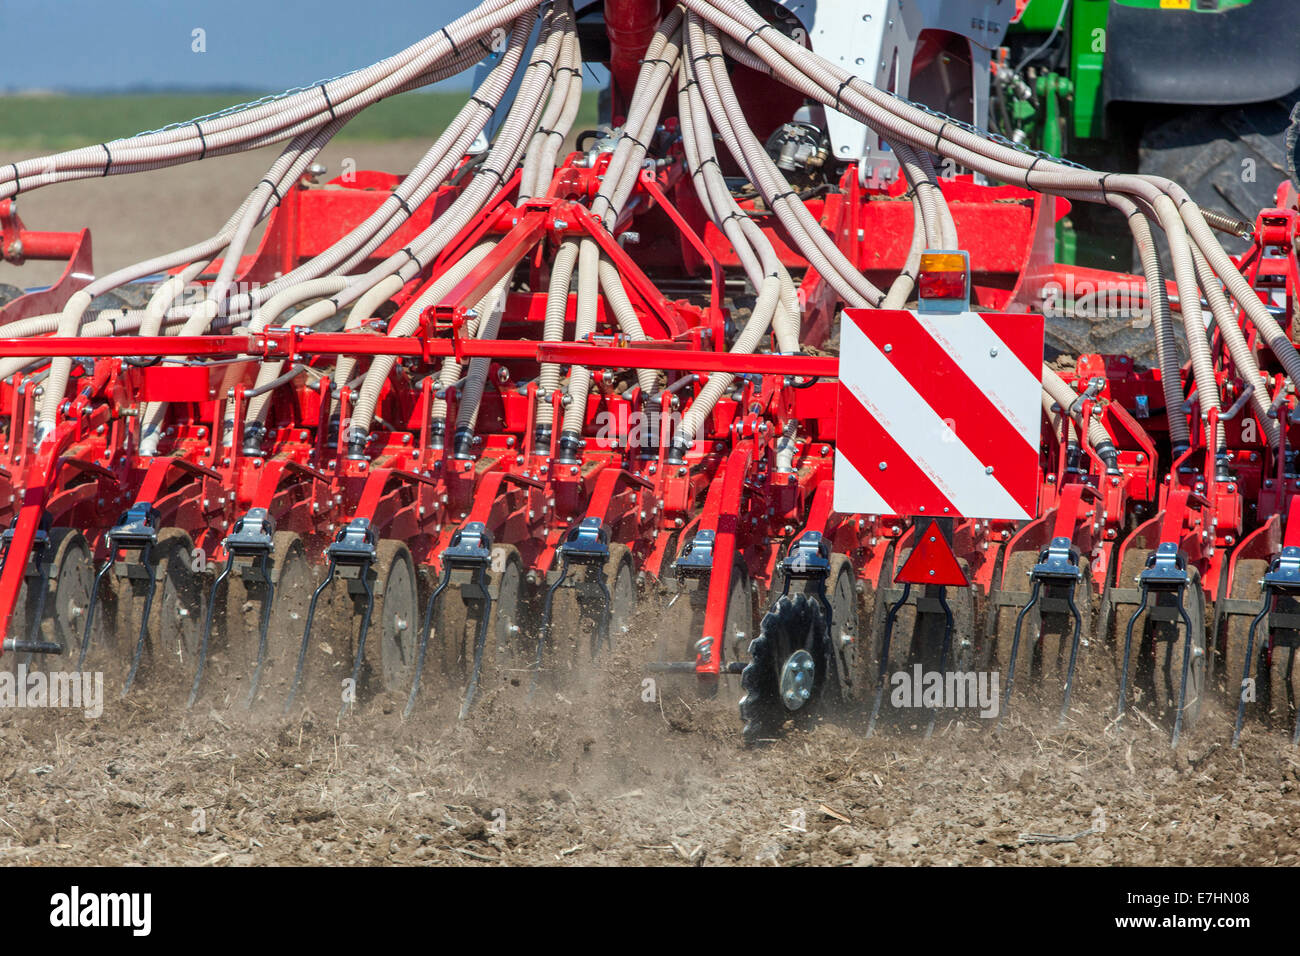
[340,569,376,718]
[1232,588,1271,747]
[1170,591,1196,749]
[405,565,453,718]
[244,553,275,707]
[1116,586,1151,724]
[924,588,955,740]
[284,562,336,713]
[188,554,234,709]
[121,542,157,697]
[530,556,569,699]
[459,563,493,720]
[78,552,117,671]
[1057,583,1085,727]
[867,582,911,738]
[998,577,1042,730]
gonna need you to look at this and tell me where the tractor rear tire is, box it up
[1137,89,1300,270]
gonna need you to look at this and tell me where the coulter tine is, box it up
[924,588,954,740]
[531,556,570,699]
[285,564,337,714]
[1057,587,1084,727]
[459,567,493,720]
[78,556,116,673]
[999,578,1042,731]
[1117,588,1149,726]
[1170,595,1197,750]
[121,543,157,698]
[190,555,234,710]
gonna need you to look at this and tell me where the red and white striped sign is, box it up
[833,309,1044,521]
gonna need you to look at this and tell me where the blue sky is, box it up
[1,0,488,92]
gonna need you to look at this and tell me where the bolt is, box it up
[883,344,893,353]
[879,461,887,471]
[985,465,994,475]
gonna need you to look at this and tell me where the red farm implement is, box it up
[1,0,1298,750]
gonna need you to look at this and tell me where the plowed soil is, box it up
[1,599,1297,868]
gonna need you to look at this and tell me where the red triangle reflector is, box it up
[895,521,969,587]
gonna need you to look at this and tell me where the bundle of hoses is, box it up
[676,0,1294,466]
[1,0,1294,474]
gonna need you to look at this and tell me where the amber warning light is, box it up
[916,250,971,314]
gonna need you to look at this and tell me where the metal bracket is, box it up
[673,528,714,578]
[108,502,161,580]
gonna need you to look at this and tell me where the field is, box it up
[0,91,599,151]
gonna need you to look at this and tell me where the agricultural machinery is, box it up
[1,0,1298,749]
